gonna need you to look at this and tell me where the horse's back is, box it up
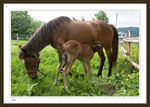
[63,21,97,44]
[63,20,113,45]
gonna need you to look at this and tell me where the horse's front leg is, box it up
[56,46,64,82]
[56,46,63,63]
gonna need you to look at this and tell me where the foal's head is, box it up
[91,43,102,52]
[18,45,40,79]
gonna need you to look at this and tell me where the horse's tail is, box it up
[110,24,118,67]
[62,47,68,66]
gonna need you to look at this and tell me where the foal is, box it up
[55,40,101,89]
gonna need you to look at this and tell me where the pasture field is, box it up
[11,40,139,96]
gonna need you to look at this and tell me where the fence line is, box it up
[119,30,139,69]
[121,39,139,43]
[120,46,139,69]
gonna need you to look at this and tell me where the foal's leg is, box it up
[86,61,92,79]
[64,57,75,89]
[97,47,106,77]
[83,62,87,77]
[55,60,65,85]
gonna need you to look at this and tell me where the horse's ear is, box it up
[19,45,27,53]
[19,45,22,49]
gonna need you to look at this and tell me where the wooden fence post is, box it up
[17,33,19,43]
[128,30,132,55]
[119,31,139,69]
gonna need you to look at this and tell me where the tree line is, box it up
[11,11,42,40]
[72,11,108,22]
[11,11,108,40]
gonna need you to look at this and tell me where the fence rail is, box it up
[122,37,139,43]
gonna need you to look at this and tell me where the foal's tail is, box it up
[62,47,68,66]
[110,24,118,67]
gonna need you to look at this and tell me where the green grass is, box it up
[11,40,139,96]
[122,43,139,64]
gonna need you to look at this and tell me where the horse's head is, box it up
[18,45,41,79]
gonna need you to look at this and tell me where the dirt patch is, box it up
[99,84,116,95]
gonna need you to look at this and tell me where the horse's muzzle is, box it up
[27,71,37,79]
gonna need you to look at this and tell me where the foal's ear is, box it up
[19,45,26,53]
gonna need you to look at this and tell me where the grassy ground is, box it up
[11,40,139,96]
[122,42,139,64]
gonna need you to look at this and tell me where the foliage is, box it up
[93,11,109,23]
[72,16,85,21]
[11,40,139,96]
[11,11,41,40]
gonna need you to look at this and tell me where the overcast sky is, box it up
[28,10,140,28]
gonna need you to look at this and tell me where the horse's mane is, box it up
[19,16,71,60]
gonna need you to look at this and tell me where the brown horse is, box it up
[55,40,101,89]
[18,16,118,79]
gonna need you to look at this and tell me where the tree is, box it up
[72,17,78,21]
[81,16,85,21]
[72,16,85,21]
[11,11,41,40]
[93,11,109,23]
[11,11,31,39]
[26,20,42,38]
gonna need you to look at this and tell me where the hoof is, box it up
[108,74,111,78]
[65,86,68,89]
[54,81,58,86]
[54,83,57,86]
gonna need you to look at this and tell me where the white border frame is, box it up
[4,4,147,104]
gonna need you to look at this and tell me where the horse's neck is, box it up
[27,35,50,54]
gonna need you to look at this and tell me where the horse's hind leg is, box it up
[97,46,106,77]
[64,57,75,89]
[105,48,113,77]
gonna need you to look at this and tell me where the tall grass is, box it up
[11,40,139,96]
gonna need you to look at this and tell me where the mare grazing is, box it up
[18,16,118,79]
[55,40,101,89]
